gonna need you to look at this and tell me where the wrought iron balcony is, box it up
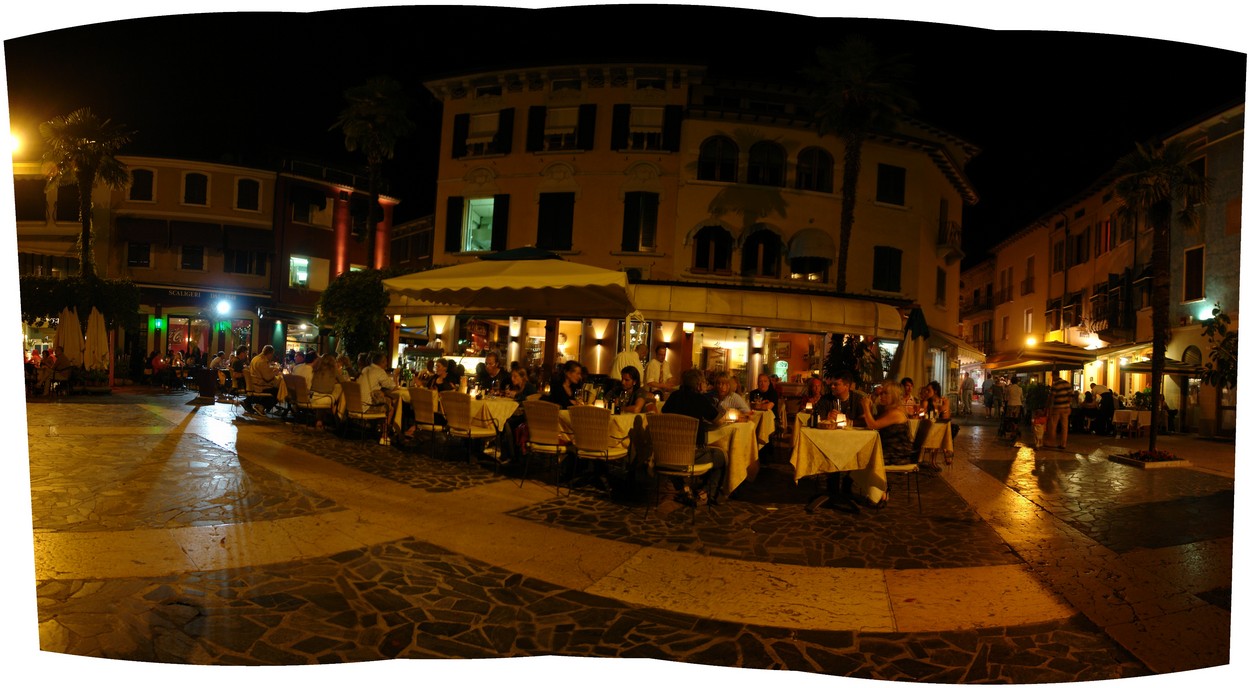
[937,220,964,264]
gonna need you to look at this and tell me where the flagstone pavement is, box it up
[15,388,1239,685]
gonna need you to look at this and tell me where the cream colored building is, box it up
[419,63,981,390]
[963,103,1242,436]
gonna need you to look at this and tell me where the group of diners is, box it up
[799,369,957,513]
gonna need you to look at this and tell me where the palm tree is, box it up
[331,76,415,269]
[1113,138,1209,452]
[39,108,133,279]
[805,37,916,293]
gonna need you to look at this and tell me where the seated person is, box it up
[247,345,281,414]
[747,373,780,423]
[309,353,350,429]
[661,369,728,505]
[543,360,585,409]
[357,350,399,444]
[708,371,750,419]
[497,367,538,461]
[860,381,915,466]
[609,366,651,414]
[476,351,510,395]
[808,370,869,513]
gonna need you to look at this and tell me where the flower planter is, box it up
[1109,454,1191,469]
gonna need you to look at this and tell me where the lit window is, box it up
[289,256,310,287]
[463,198,495,252]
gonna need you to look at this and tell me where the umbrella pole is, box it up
[109,329,115,388]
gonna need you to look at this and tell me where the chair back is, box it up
[283,373,309,404]
[413,387,439,425]
[523,399,564,446]
[341,380,367,415]
[645,412,698,468]
[440,391,474,431]
[568,405,612,453]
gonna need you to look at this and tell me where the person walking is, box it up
[1045,370,1074,450]
[959,373,975,417]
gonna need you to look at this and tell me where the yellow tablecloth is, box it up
[707,419,762,495]
[789,426,886,504]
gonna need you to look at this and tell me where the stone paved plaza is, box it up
[13,387,1239,685]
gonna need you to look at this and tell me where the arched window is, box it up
[746,141,785,187]
[697,136,738,182]
[795,147,833,192]
[692,225,733,275]
[740,228,782,278]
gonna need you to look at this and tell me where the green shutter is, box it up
[445,196,464,253]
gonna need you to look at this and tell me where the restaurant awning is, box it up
[928,327,986,362]
[787,228,836,260]
[384,248,635,319]
[628,283,903,338]
[986,339,1095,372]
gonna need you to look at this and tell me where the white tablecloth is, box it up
[707,419,763,495]
[789,426,886,504]
[395,388,518,433]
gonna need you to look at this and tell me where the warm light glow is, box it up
[393,314,402,324]
[1026,336,1038,347]
[430,315,450,336]
[750,327,765,349]
[591,318,610,340]
[1119,357,1129,366]
[1092,359,1103,368]
[508,316,522,338]
[216,300,231,315]
[658,321,677,342]
[835,412,847,428]
[682,321,696,335]
[725,409,739,422]
[7,132,18,157]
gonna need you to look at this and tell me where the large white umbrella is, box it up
[887,307,929,384]
[384,247,636,318]
[83,307,110,372]
[53,307,84,367]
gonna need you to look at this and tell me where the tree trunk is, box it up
[78,170,95,279]
[1147,203,1171,453]
[836,134,864,293]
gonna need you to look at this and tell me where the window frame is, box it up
[620,191,659,253]
[691,225,733,276]
[875,164,906,206]
[794,147,833,192]
[182,172,209,207]
[289,255,311,288]
[235,177,262,212]
[871,245,903,293]
[696,136,738,182]
[1182,244,1206,303]
[180,244,205,271]
[746,141,786,187]
[129,168,156,202]
[127,241,152,269]
[740,229,783,278]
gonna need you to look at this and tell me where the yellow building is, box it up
[419,63,981,391]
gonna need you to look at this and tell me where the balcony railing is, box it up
[958,296,995,318]
[937,220,964,264]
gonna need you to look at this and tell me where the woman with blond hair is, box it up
[860,380,916,466]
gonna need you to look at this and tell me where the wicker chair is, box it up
[282,373,315,426]
[521,399,570,492]
[235,368,275,417]
[567,405,630,493]
[341,381,387,440]
[441,391,497,460]
[644,412,713,518]
[408,387,446,454]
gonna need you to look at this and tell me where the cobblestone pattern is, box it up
[29,432,343,532]
[969,452,1234,553]
[508,467,1022,570]
[36,536,1148,681]
[282,431,512,493]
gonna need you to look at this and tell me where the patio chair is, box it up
[442,391,497,461]
[520,399,569,492]
[644,412,713,519]
[235,368,275,417]
[341,381,388,441]
[407,387,445,454]
[884,462,922,513]
[567,405,629,493]
[282,373,315,426]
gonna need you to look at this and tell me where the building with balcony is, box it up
[415,63,982,390]
[14,154,397,372]
[964,103,1242,436]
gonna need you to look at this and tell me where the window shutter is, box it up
[610,104,630,150]
[445,196,464,253]
[526,106,546,152]
[621,191,641,251]
[662,105,683,152]
[577,104,597,150]
[495,108,515,154]
[491,195,510,252]
[451,114,469,159]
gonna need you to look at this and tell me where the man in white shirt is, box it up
[609,343,648,382]
[1005,377,1024,418]
[357,351,400,445]
[644,342,675,397]
[248,345,280,415]
[291,350,317,389]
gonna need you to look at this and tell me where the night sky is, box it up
[4,3,1247,267]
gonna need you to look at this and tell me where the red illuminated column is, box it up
[374,196,398,269]
[332,190,351,277]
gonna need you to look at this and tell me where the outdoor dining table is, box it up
[392,387,519,434]
[707,411,773,494]
[789,425,887,505]
[1113,409,1152,436]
